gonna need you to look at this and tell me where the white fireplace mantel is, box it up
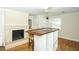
[0,8,29,49]
[4,9,29,49]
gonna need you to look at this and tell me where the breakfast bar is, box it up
[27,28,59,51]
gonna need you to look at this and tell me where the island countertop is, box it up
[26,28,59,36]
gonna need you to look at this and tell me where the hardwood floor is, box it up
[58,38,79,51]
[6,43,32,51]
[0,38,79,51]
[0,46,5,51]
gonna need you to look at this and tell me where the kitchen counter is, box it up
[26,28,59,51]
[26,28,59,36]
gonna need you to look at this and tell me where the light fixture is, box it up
[46,17,49,20]
[44,7,53,20]
[61,11,65,13]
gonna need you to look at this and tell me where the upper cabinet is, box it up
[30,15,61,29]
[49,17,61,29]
[31,15,47,29]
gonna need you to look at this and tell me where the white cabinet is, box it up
[34,31,58,51]
[34,35,47,51]
[32,15,47,29]
[49,17,61,29]
[31,15,61,29]
[53,31,58,50]
[32,16,39,29]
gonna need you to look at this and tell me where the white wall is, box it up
[0,8,5,46]
[56,12,79,41]
[5,9,28,25]
[5,9,28,43]
[4,9,29,49]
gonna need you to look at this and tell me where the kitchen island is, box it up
[27,28,59,51]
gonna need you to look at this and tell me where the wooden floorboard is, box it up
[0,38,79,51]
[58,38,79,51]
[6,43,32,51]
[0,46,5,51]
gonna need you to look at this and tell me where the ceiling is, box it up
[46,7,79,16]
[7,7,44,15]
[7,7,79,16]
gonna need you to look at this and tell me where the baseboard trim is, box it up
[59,36,79,42]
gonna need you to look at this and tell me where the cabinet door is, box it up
[46,31,58,51]
[53,31,58,50]
[34,35,47,51]
[46,32,54,50]
[48,17,61,29]
[32,15,47,29]
[38,15,47,28]
[52,18,61,29]
[32,16,39,29]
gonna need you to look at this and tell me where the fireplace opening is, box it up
[12,29,24,41]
